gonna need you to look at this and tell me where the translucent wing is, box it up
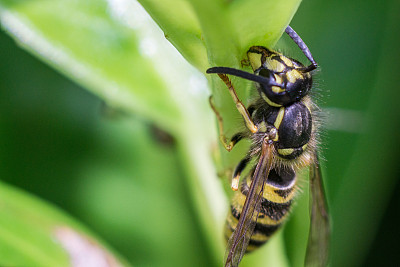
[304,153,330,267]
[225,141,273,267]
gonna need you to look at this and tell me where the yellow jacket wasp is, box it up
[207,26,330,267]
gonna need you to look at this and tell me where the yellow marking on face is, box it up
[271,74,285,93]
[272,85,285,94]
[262,94,282,107]
[268,59,285,72]
[274,74,283,84]
[247,52,262,71]
[286,69,303,84]
[281,56,294,67]
[302,144,308,151]
[278,148,294,156]
[274,107,285,129]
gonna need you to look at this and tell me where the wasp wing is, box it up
[304,153,330,267]
[225,141,273,267]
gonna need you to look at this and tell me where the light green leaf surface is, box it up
[0,0,226,264]
[137,0,207,70]
[0,0,180,133]
[0,182,127,266]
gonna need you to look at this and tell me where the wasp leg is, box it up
[285,26,318,72]
[215,73,258,133]
[209,96,247,152]
[231,156,251,191]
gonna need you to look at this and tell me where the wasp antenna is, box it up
[285,26,318,72]
[207,67,280,87]
[299,63,318,73]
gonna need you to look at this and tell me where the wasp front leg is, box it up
[209,96,247,152]
[214,74,258,133]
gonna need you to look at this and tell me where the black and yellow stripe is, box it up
[225,168,297,253]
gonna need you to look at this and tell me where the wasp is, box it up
[207,26,330,267]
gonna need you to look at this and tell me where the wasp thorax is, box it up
[252,99,312,160]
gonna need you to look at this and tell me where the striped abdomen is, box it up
[225,167,297,252]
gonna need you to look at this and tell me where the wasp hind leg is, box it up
[209,96,247,152]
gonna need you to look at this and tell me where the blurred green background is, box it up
[0,25,214,266]
[0,0,399,266]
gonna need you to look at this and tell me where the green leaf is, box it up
[0,0,180,133]
[0,0,228,264]
[137,0,207,70]
[189,0,302,69]
[0,182,127,266]
[184,0,302,173]
[329,1,400,265]
[230,0,301,53]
